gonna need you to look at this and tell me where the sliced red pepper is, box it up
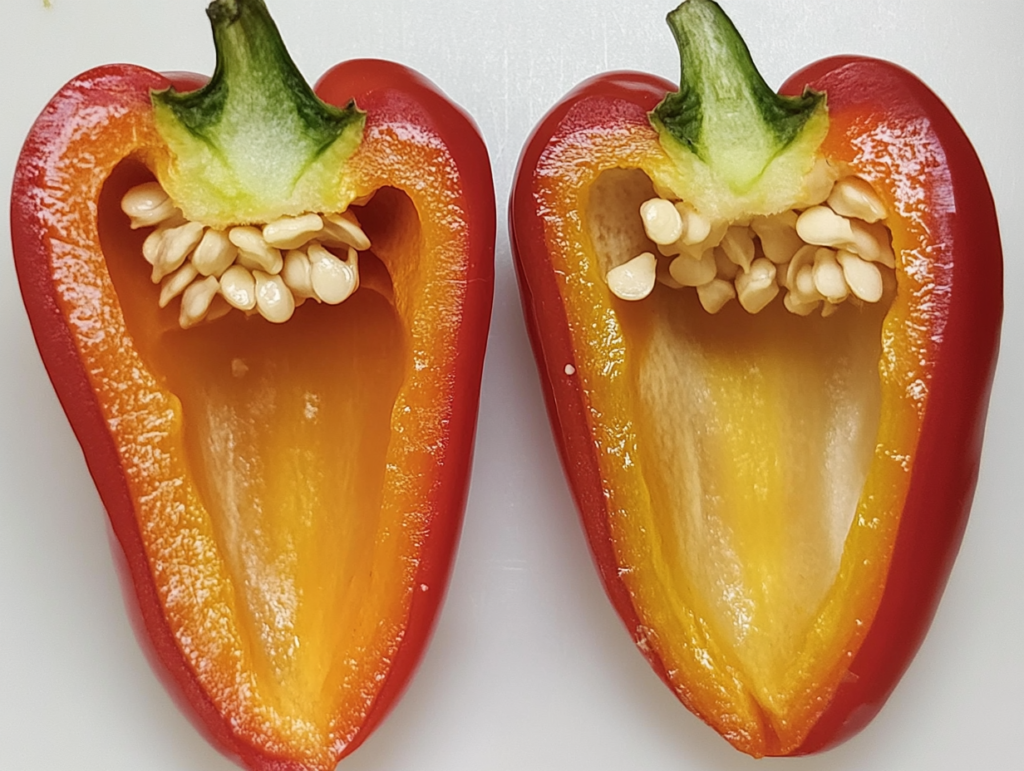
[11,1,493,769]
[510,0,1000,757]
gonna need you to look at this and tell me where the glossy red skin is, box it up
[510,59,1001,754]
[11,60,494,770]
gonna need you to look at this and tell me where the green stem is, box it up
[651,0,824,194]
[151,0,364,226]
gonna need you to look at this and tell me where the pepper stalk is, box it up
[151,0,365,227]
[650,0,832,220]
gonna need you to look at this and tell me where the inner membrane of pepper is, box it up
[98,158,411,748]
[582,167,890,738]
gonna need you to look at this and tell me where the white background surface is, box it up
[1,1,1021,769]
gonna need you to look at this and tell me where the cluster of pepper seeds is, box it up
[120,182,371,328]
[606,173,896,316]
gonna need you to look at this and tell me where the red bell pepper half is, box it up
[510,0,1000,757]
[10,1,494,769]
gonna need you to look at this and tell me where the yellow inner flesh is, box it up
[587,169,885,711]
[99,160,410,746]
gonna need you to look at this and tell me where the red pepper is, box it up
[10,1,493,769]
[510,0,1000,757]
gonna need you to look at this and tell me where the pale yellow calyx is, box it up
[150,115,364,230]
[650,110,835,223]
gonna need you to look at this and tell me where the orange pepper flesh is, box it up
[525,87,944,755]
[27,64,484,768]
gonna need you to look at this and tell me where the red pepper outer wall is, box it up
[510,57,1000,756]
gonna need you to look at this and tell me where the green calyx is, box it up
[650,0,830,219]
[151,0,365,227]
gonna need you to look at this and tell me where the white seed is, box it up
[121,182,178,229]
[281,249,316,299]
[192,228,237,277]
[848,219,896,268]
[262,213,324,250]
[812,248,849,302]
[720,226,755,273]
[229,226,283,274]
[751,212,803,265]
[142,227,165,266]
[640,199,684,245]
[206,296,232,323]
[735,257,779,314]
[607,252,657,301]
[321,211,371,251]
[158,262,198,309]
[783,290,820,316]
[253,271,296,323]
[785,244,818,294]
[776,261,790,289]
[828,176,887,223]
[308,243,359,304]
[676,202,712,246]
[799,157,836,207]
[179,275,220,328]
[794,264,819,299]
[696,278,736,314]
[219,265,257,311]
[664,219,726,260]
[713,246,740,281]
[796,206,855,249]
[656,240,681,258]
[146,221,205,282]
[837,250,884,302]
[669,250,716,287]
[655,258,683,288]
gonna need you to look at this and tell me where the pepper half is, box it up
[11,1,494,769]
[510,0,1000,757]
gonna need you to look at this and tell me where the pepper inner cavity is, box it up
[121,180,371,328]
[583,166,890,697]
[601,170,896,317]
